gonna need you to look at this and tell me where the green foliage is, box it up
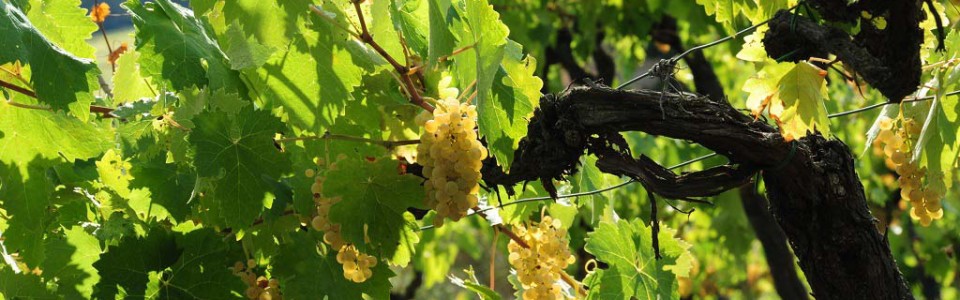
[324,157,423,265]
[272,231,393,299]
[190,106,290,229]
[584,220,692,299]
[126,0,246,94]
[0,0,100,119]
[0,0,957,298]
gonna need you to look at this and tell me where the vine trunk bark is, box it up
[484,86,912,298]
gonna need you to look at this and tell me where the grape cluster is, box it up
[231,259,282,300]
[336,244,378,283]
[416,76,487,228]
[875,116,944,226]
[507,216,576,299]
[305,161,379,282]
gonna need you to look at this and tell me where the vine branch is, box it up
[309,1,435,113]
[1,78,117,118]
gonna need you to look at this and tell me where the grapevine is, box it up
[0,0,956,298]
[416,76,487,228]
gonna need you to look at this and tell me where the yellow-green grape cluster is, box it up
[311,196,346,249]
[507,216,576,299]
[336,244,378,283]
[875,116,944,226]
[415,77,487,228]
[305,161,378,283]
[231,259,282,300]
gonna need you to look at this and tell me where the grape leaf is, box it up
[450,0,507,158]
[273,231,394,299]
[427,0,457,64]
[486,40,543,168]
[325,157,423,265]
[0,0,100,120]
[777,62,831,141]
[0,160,55,267]
[391,0,429,59]
[213,1,380,132]
[190,106,290,229]
[92,227,180,299]
[0,268,56,298]
[222,21,275,70]
[735,26,768,62]
[156,229,246,299]
[125,0,246,95]
[939,82,960,187]
[695,0,738,26]
[112,49,156,105]
[41,227,101,299]
[743,61,830,141]
[370,0,406,64]
[447,0,540,169]
[0,100,112,164]
[96,149,134,197]
[450,267,501,300]
[129,154,196,223]
[25,0,98,59]
[583,219,693,299]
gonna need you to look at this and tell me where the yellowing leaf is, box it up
[776,62,831,141]
[735,26,768,62]
[742,62,830,141]
[742,62,792,116]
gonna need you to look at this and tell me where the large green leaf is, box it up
[325,157,423,265]
[190,106,290,229]
[0,0,100,119]
[583,220,693,300]
[112,49,156,104]
[156,229,246,299]
[41,227,101,299]
[199,0,383,132]
[0,100,112,165]
[427,0,457,63]
[273,231,394,299]
[92,227,180,299]
[0,160,54,267]
[25,0,98,59]
[485,40,542,167]
[447,0,540,169]
[128,154,196,223]
[222,21,275,70]
[126,0,245,95]
[0,268,57,298]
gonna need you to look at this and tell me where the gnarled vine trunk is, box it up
[483,86,912,298]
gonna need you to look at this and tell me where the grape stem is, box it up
[0,78,118,118]
[93,0,116,72]
[275,132,420,149]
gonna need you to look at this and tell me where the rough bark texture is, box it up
[763,9,922,102]
[740,188,809,299]
[480,86,912,298]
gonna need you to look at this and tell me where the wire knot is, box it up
[650,59,678,80]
